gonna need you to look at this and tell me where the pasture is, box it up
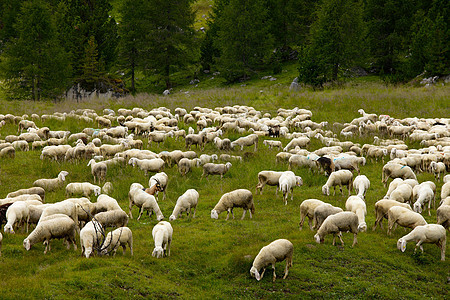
[0,83,449,299]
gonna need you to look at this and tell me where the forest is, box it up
[0,0,448,100]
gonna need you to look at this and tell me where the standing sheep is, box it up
[279,171,303,205]
[314,211,359,247]
[152,221,173,258]
[7,187,45,203]
[313,203,343,230]
[178,158,201,176]
[397,224,446,261]
[413,186,434,216]
[387,206,427,235]
[211,189,255,220]
[169,189,199,221]
[250,239,294,282]
[128,183,164,221]
[298,199,325,230]
[373,200,412,231]
[436,205,450,230]
[66,182,101,199]
[93,210,129,228]
[255,171,284,195]
[201,162,232,179]
[382,163,417,187]
[345,196,367,232]
[353,175,370,200]
[33,171,69,192]
[429,161,446,181]
[100,227,133,256]
[80,220,104,258]
[321,170,353,196]
[87,159,107,184]
[149,172,169,201]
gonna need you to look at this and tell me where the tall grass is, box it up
[0,81,448,299]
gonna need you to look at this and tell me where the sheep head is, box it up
[296,176,303,187]
[152,246,164,258]
[23,238,31,251]
[94,187,101,196]
[413,202,422,214]
[250,266,261,281]
[157,214,164,221]
[4,224,14,234]
[169,214,176,221]
[314,233,323,244]
[321,185,329,196]
[397,239,407,252]
[358,222,367,232]
[210,209,219,219]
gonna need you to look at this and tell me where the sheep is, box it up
[429,161,446,181]
[169,189,199,221]
[178,158,201,176]
[149,172,169,201]
[263,140,282,150]
[100,141,129,157]
[283,137,310,152]
[315,156,335,175]
[33,171,69,192]
[199,154,218,165]
[436,205,450,230]
[213,137,232,151]
[93,210,129,228]
[102,182,113,195]
[4,201,29,234]
[440,182,450,202]
[87,159,107,184]
[387,206,427,235]
[255,171,284,195]
[249,239,293,282]
[66,182,101,199]
[210,189,255,220]
[106,126,128,138]
[382,163,417,187]
[298,199,325,230]
[148,131,173,146]
[440,197,450,207]
[100,227,133,256]
[389,183,414,203]
[313,203,343,230]
[345,196,367,232]
[7,187,45,203]
[201,162,232,179]
[397,224,446,261]
[314,211,359,247]
[230,134,259,151]
[185,132,207,150]
[413,186,434,216]
[128,157,165,175]
[321,170,353,196]
[444,174,450,184]
[152,221,173,258]
[23,214,77,254]
[18,119,37,133]
[128,183,164,221]
[383,178,404,199]
[353,175,370,200]
[373,200,412,231]
[0,146,15,158]
[40,200,79,229]
[79,220,104,258]
[95,194,122,213]
[279,171,303,205]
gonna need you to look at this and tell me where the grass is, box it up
[0,79,449,299]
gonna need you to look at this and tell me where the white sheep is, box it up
[383,178,404,199]
[178,158,201,176]
[4,201,29,234]
[95,194,122,213]
[185,132,206,150]
[444,174,450,184]
[201,162,232,179]
[93,210,129,228]
[169,189,199,221]
[33,171,69,192]
[213,137,232,151]
[23,214,77,254]
[389,183,414,203]
[263,140,282,150]
[40,200,79,231]
[314,211,359,247]
[313,203,343,230]
[128,157,165,175]
[279,171,303,205]
[440,182,450,202]
[413,186,434,216]
[373,199,412,231]
[397,224,446,261]
[321,170,353,196]
[230,134,258,151]
[211,189,255,220]
[152,221,173,258]
[345,196,367,232]
[199,154,218,165]
[255,171,284,195]
[128,183,164,221]
[283,137,310,152]
[102,182,113,195]
[80,220,104,258]
[387,206,427,235]
[249,239,294,282]
[298,199,325,230]
[6,187,45,203]
[149,172,169,201]
[436,205,450,230]
[353,175,370,199]
[87,159,107,184]
[382,163,416,187]
[66,182,101,199]
[100,227,133,256]
[429,161,446,181]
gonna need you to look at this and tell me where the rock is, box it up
[289,77,301,92]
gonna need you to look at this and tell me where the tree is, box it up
[0,0,71,100]
[298,0,366,86]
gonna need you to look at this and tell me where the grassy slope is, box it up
[0,80,449,299]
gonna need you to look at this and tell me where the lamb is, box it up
[128,157,165,175]
[7,187,45,203]
[4,201,29,234]
[345,196,367,232]
[178,158,201,176]
[210,189,255,220]
[66,182,101,199]
[389,183,414,203]
[263,140,283,150]
[429,161,446,181]
[321,170,353,196]
[353,175,370,200]
[93,210,129,228]
[100,227,133,256]
[33,171,69,192]
[298,199,325,230]
[387,206,427,235]
[382,163,417,187]
[128,183,164,221]
[213,137,232,151]
[23,214,77,254]
[87,159,107,184]
[250,239,293,282]
[79,220,104,258]
[313,203,343,230]
[413,186,434,216]
[436,205,450,230]
[201,162,232,179]
[279,171,303,205]
[397,224,446,261]
[255,171,284,195]
[169,189,199,220]
[373,200,412,231]
[149,172,169,201]
[230,134,259,151]
[152,221,173,258]
[314,211,359,247]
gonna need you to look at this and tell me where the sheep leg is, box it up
[128,199,134,219]
[248,210,252,219]
[241,210,246,220]
[290,187,294,201]
[308,218,313,231]
[225,209,230,221]
[339,185,343,196]
[272,264,277,282]
[299,214,305,230]
[231,208,235,219]
[352,233,357,247]
[283,258,291,279]
[439,237,446,261]
[333,186,336,196]
[260,268,266,280]
[137,207,144,220]
[166,239,171,257]
[332,234,336,246]
[338,232,345,246]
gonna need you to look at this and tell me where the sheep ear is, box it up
[255,270,261,281]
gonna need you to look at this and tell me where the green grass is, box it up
[0,80,449,299]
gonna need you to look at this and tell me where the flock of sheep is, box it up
[0,104,449,283]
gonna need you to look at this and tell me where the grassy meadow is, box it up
[0,81,449,299]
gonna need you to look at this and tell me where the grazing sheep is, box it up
[321,170,353,196]
[353,175,370,200]
[23,214,77,254]
[345,196,367,232]
[382,163,417,187]
[231,134,259,151]
[178,158,201,176]
[440,182,450,201]
[66,182,101,199]
[0,146,15,158]
[211,189,255,220]
[4,201,29,234]
[313,203,343,230]
[283,137,310,152]
[152,221,173,258]
[263,140,283,150]
[185,132,207,150]
[100,227,133,256]
[213,137,232,151]
[413,186,434,216]
[314,211,359,247]
[278,171,303,205]
[7,187,45,203]
[95,194,122,213]
[383,178,405,199]
[436,205,450,230]
[389,183,414,203]
[149,172,169,201]
[128,157,165,175]
[315,156,335,175]
[298,199,325,230]
[250,239,294,282]
[387,206,427,235]
[93,210,129,228]
[128,183,164,221]
[333,155,362,174]
[373,200,412,231]
[80,220,104,258]
[201,162,232,179]
[429,161,446,181]
[397,224,446,261]
[87,159,107,184]
[102,182,113,195]
[199,154,218,165]
[148,131,173,146]
[33,171,69,192]
[169,189,199,220]
[255,171,284,195]
[12,140,29,152]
